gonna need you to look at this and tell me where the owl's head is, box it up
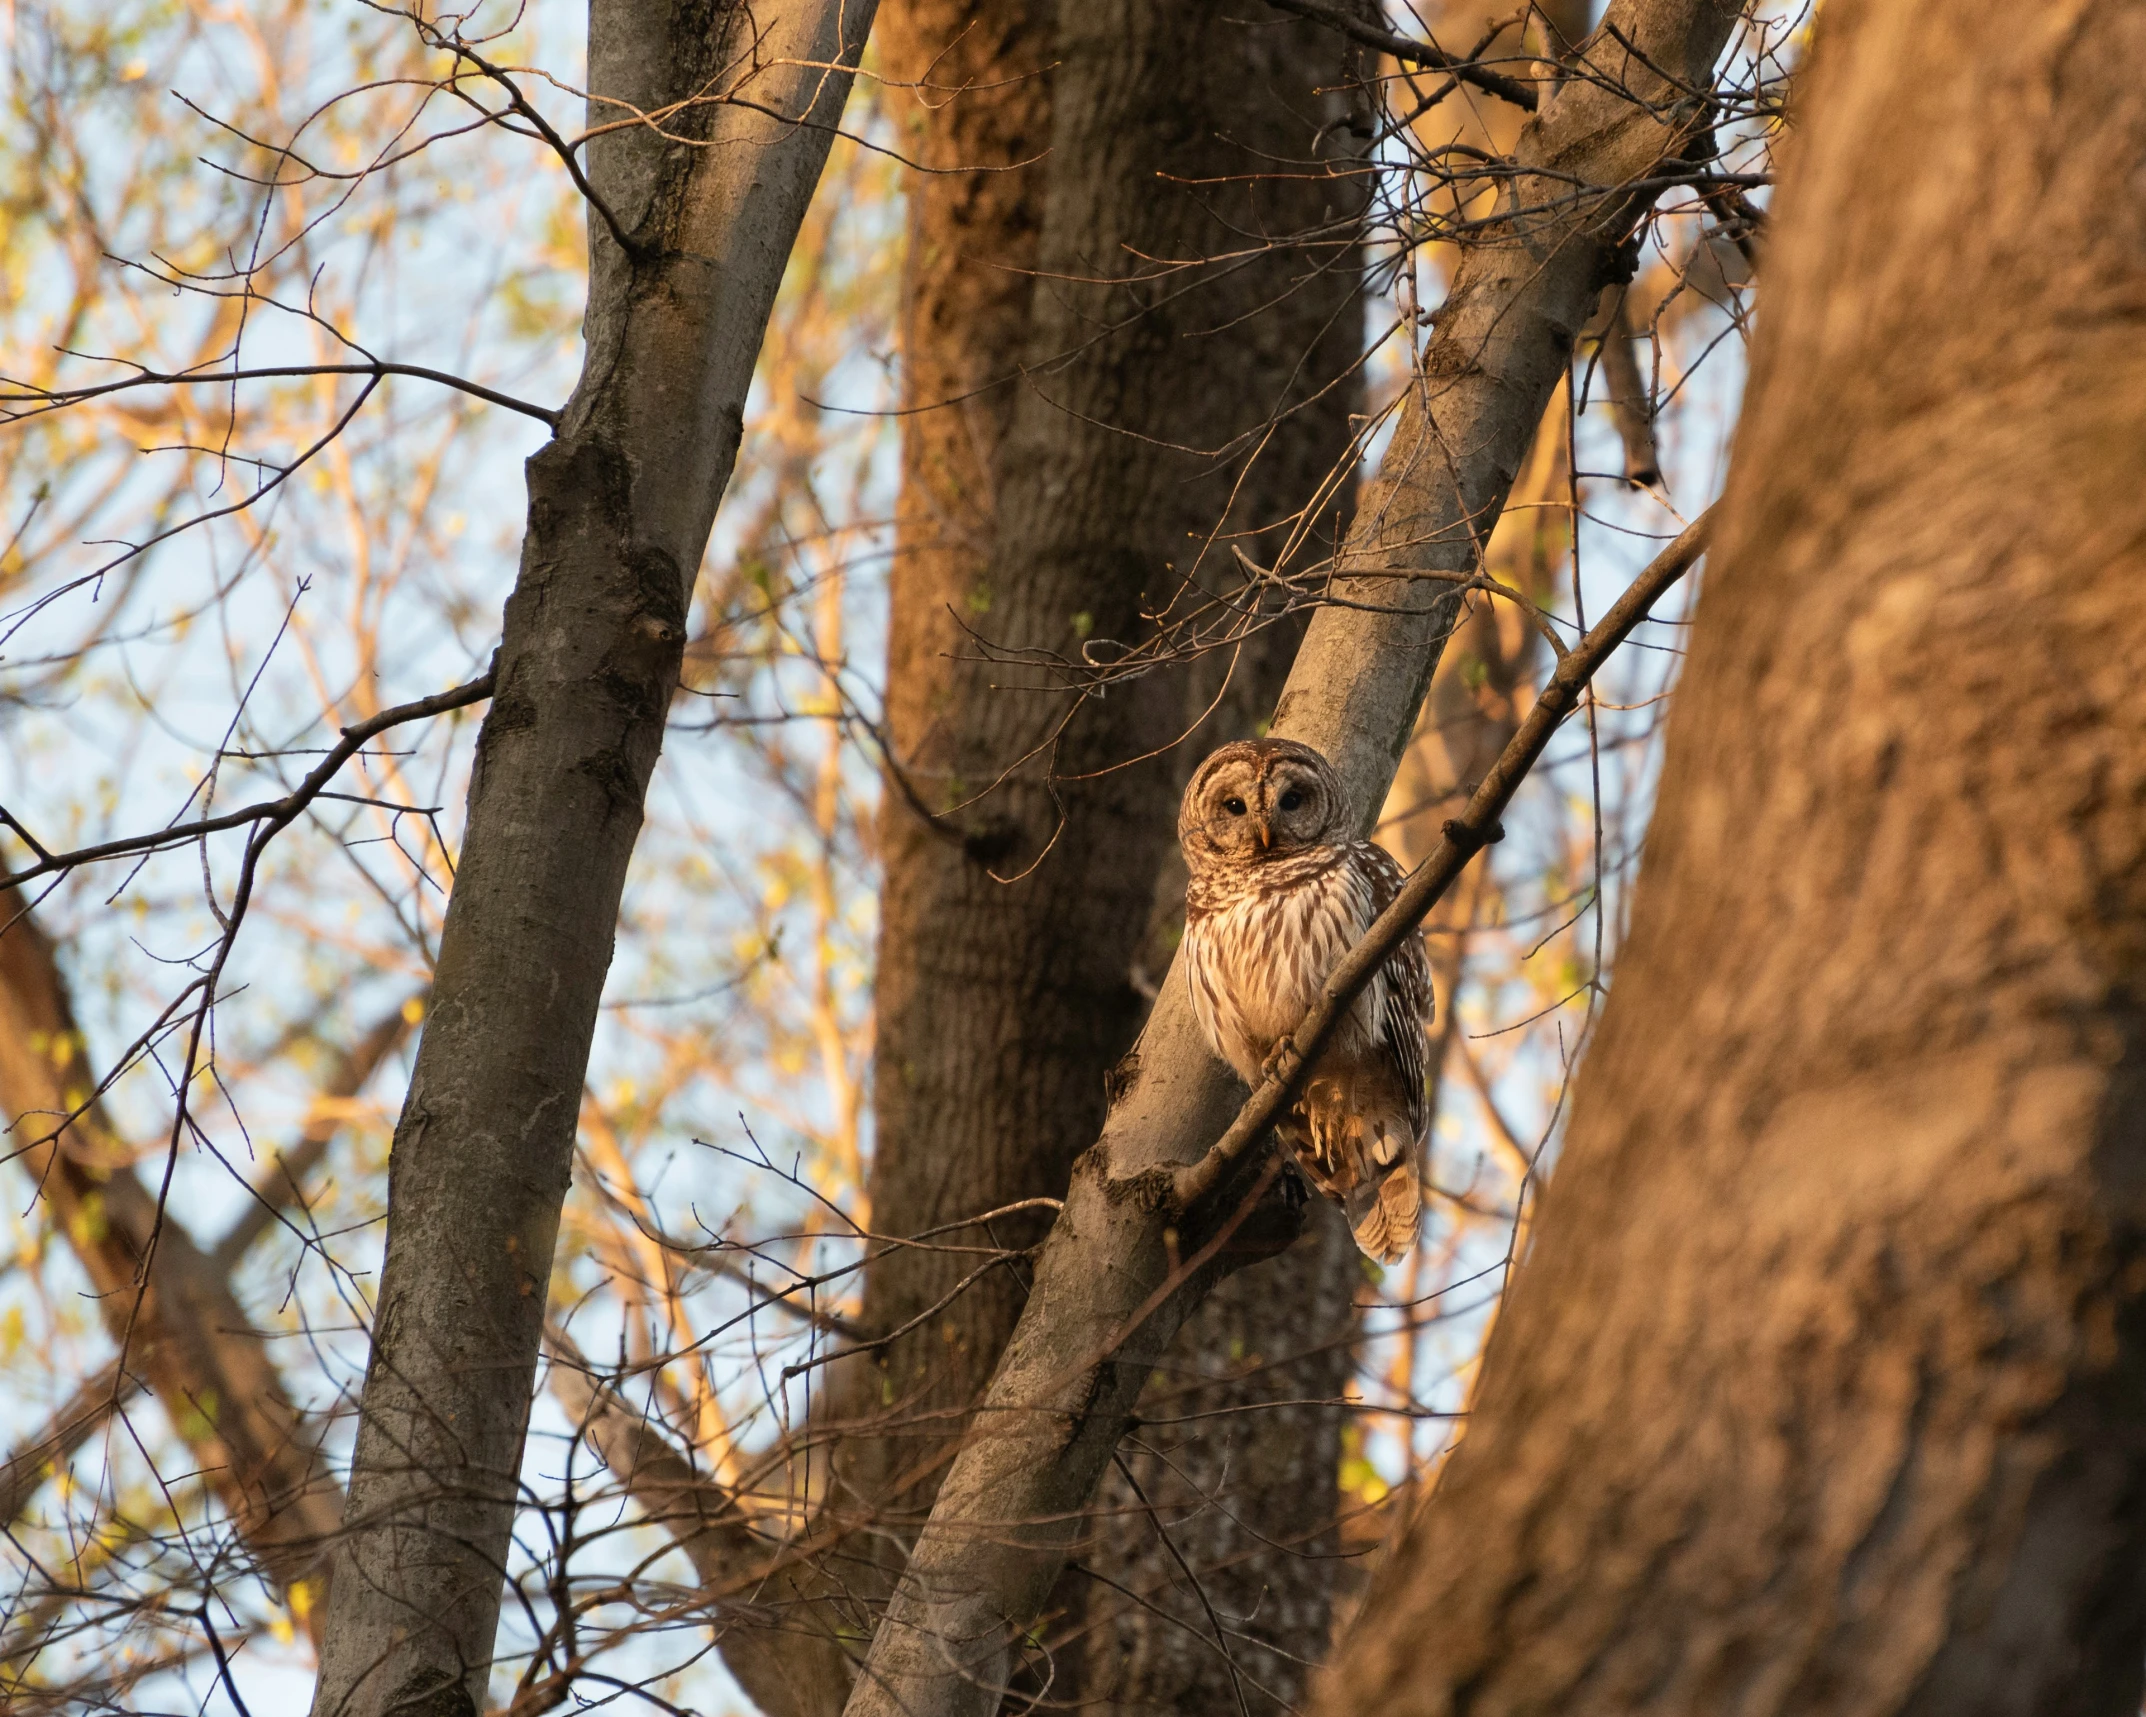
[1178,739,1350,873]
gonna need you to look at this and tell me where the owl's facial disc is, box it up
[1179,742,1345,869]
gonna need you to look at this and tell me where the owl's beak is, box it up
[1255,815,1272,851]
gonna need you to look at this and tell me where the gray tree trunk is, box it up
[839,4,1742,1712]
[1311,3,2146,1713]
[305,3,879,1710]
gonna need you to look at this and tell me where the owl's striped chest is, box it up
[1183,847,1383,1085]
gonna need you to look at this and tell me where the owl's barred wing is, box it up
[1356,841,1436,1143]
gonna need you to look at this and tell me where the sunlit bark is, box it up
[1316,3,2146,1712]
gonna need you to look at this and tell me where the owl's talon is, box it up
[1260,1040,1304,1087]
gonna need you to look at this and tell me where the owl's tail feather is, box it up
[1347,1156,1420,1266]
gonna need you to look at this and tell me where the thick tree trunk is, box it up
[827,5,1369,1705]
[839,6,1740,1714]
[851,0,1365,1498]
[540,11,1365,1711]
[305,3,878,1711]
[1312,4,2146,1715]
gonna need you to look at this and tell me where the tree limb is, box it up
[0,363,558,427]
[0,895,345,1640]
[0,670,495,892]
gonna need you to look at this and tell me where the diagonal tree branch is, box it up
[0,1359,140,1531]
[0,892,345,1641]
[840,4,1744,1711]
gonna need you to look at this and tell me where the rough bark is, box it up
[305,3,879,1711]
[852,0,1366,1498]
[812,4,1370,1711]
[534,10,1366,1711]
[1066,1204,1360,1717]
[839,6,1740,1714]
[1313,3,2146,1714]
[0,898,343,1627]
[1414,0,1659,490]
[835,0,1065,1548]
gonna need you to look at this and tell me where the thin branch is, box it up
[778,1252,1014,1382]
[0,669,496,889]
[0,1360,140,1529]
[1261,0,1541,110]
[426,29,647,259]
[208,1000,418,1270]
[0,361,559,427]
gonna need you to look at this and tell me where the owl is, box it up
[1178,738,1432,1264]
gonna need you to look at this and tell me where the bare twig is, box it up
[425,28,649,259]
[208,1000,419,1270]
[1261,0,1542,110]
[0,1361,141,1529]
[0,669,496,890]
[0,361,558,426]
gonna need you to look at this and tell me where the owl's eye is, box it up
[1222,796,1247,816]
[1279,790,1304,812]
